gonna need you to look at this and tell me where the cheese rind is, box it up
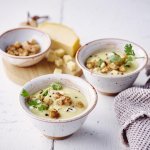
[38,22,80,57]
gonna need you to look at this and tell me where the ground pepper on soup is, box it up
[85,44,142,75]
[21,82,87,119]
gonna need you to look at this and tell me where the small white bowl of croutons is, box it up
[76,38,148,95]
[0,27,51,67]
[19,74,97,140]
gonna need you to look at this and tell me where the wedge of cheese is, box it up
[38,22,80,57]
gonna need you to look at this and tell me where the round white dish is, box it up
[0,27,51,67]
[76,38,148,95]
[19,74,97,139]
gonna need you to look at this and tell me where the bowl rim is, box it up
[0,27,51,59]
[19,74,98,123]
[76,38,148,79]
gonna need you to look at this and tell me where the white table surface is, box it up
[0,0,149,150]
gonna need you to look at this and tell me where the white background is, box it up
[0,0,149,149]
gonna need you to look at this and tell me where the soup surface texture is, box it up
[22,82,87,120]
[86,44,138,75]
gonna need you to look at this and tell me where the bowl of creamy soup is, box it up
[19,74,97,139]
[76,38,148,95]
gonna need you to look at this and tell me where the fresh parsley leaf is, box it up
[28,99,48,111]
[28,100,39,106]
[43,90,48,96]
[38,104,48,111]
[109,52,122,63]
[124,55,134,67]
[126,55,134,61]
[50,82,63,90]
[21,89,30,97]
[125,61,132,67]
[98,59,104,67]
[124,44,135,56]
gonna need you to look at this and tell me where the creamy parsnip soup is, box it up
[21,82,87,119]
[86,44,139,75]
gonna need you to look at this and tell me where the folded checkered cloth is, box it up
[114,81,150,149]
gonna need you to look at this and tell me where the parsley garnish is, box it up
[124,44,135,67]
[28,100,39,106]
[125,61,132,67]
[21,89,30,97]
[43,90,48,96]
[27,100,48,111]
[109,52,122,63]
[126,55,134,61]
[38,104,48,111]
[50,82,63,90]
[125,55,134,66]
[124,44,135,56]
[98,59,104,67]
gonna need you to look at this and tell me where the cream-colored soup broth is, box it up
[86,44,138,75]
[22,82,87,120]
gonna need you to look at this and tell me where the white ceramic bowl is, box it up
[19,74,97,139]
[76,38,148,95]
[0,27,51,67]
